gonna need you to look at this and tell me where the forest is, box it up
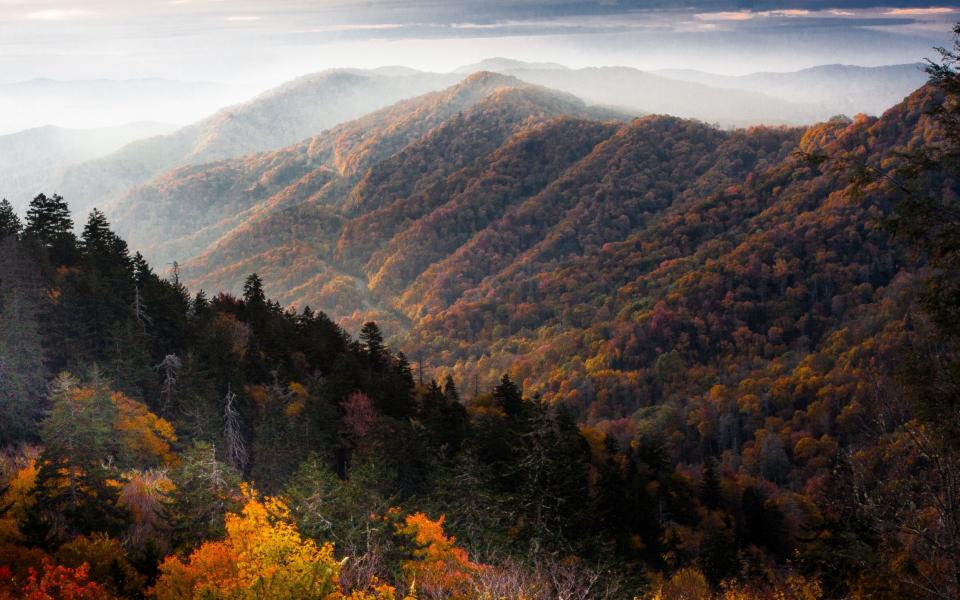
[1,24,960,600]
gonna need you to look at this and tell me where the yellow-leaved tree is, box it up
[150,486,400,600]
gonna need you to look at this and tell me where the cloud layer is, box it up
[0,1,954,87]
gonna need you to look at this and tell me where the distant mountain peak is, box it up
[454,58,569,74]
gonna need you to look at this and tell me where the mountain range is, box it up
[0,59,919,215]
[95,69,936,429]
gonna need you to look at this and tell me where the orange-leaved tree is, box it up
[150,485,400,600]
[395,512,483,600]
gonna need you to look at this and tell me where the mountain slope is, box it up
[109,73,625,331]
[56,69,458,215]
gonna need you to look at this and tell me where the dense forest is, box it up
[1,25,960,600]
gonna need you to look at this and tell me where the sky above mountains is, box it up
[0,1,955,87]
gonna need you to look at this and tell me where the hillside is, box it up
[106,73,623,328]
[55,69,458,215]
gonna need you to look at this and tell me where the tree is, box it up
[223,386,248,474]
[0,199,21,239]
[35,372,125,540]
[34,373,174,539]
[150,487,344,600]
[167,442,242,550]
[0,560,120,600]
[80,209,131,276]
[242,273,266,308]
[22,193,75,264]
[360,322,386,367]
[395,512,482,600]
[493,374,523,417]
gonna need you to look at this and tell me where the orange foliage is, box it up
[112,392,177,466]
[151,485,397,600]
[395,513,482,599]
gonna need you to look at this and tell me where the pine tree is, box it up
[0,288,46,443]
[493,373,523,417]
[242,273,266,308]
[23,193,75,264]
[81,209,130,273]
[517,401,592,555]
[35,372,126,540]
[360,321,386,366]
[0,199,21,239]
[443,374,460,404]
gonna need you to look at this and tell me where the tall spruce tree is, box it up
[0,199,21,239]
[23,193,76,265]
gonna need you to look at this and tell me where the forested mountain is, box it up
[37,61,924,221]
[107,72,625,331]
[0,122,176,211]
[104,70,928,424]
[53,69,459,216]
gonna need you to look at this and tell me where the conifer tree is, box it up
[493,373,523,417]
[0,199,21,239]
[35,372,126,540]
[23,193,76,265]
[360,321,386,367]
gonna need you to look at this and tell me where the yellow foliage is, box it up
[0,459,37,543]
[151,485,396,600]
[112,392,177,466]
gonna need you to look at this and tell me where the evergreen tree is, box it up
[168,442,241,550]
[23,193,76,264]
[493,373,523,417]
[443,374,460,404]
[517,402,592,554]
[35,372,127,540]
[242,272,266,308]
[0,199,21,239]
[360,321,386,367]
[80,209,131,274]
[0,289,46,443]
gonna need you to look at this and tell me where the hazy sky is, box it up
[0,1,956,87]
